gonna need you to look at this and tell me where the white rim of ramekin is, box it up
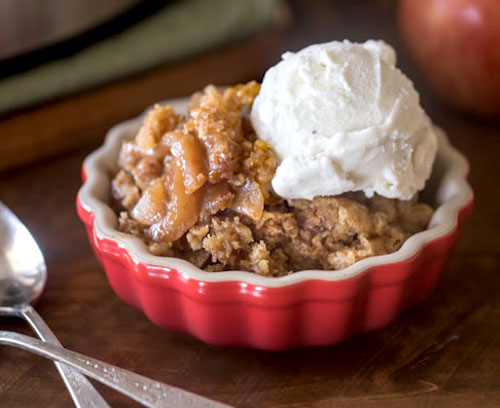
[78,97,474,288]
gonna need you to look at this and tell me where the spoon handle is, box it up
[13,306,110,408]
[0,330,232,408]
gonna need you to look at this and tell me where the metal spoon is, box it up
[0,201,110,407]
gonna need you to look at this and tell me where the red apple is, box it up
[399,0,500,116]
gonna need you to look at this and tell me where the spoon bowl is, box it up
[0,202,46,307]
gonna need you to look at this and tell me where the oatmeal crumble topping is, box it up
[112,82,433,276]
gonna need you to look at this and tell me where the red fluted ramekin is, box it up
[77,98,473,350]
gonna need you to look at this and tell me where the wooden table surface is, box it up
[1,1,499,407]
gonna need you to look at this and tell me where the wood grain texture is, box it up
[0,1,499,407]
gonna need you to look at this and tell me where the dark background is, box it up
[0,1,499,407]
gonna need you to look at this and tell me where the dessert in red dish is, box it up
[111,82,434,276]
[77,40,473,349]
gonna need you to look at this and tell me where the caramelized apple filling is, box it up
[112,82,434,276]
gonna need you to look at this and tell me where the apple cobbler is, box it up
[112,82,433,276]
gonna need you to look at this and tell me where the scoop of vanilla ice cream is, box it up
[250,39,437,200]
